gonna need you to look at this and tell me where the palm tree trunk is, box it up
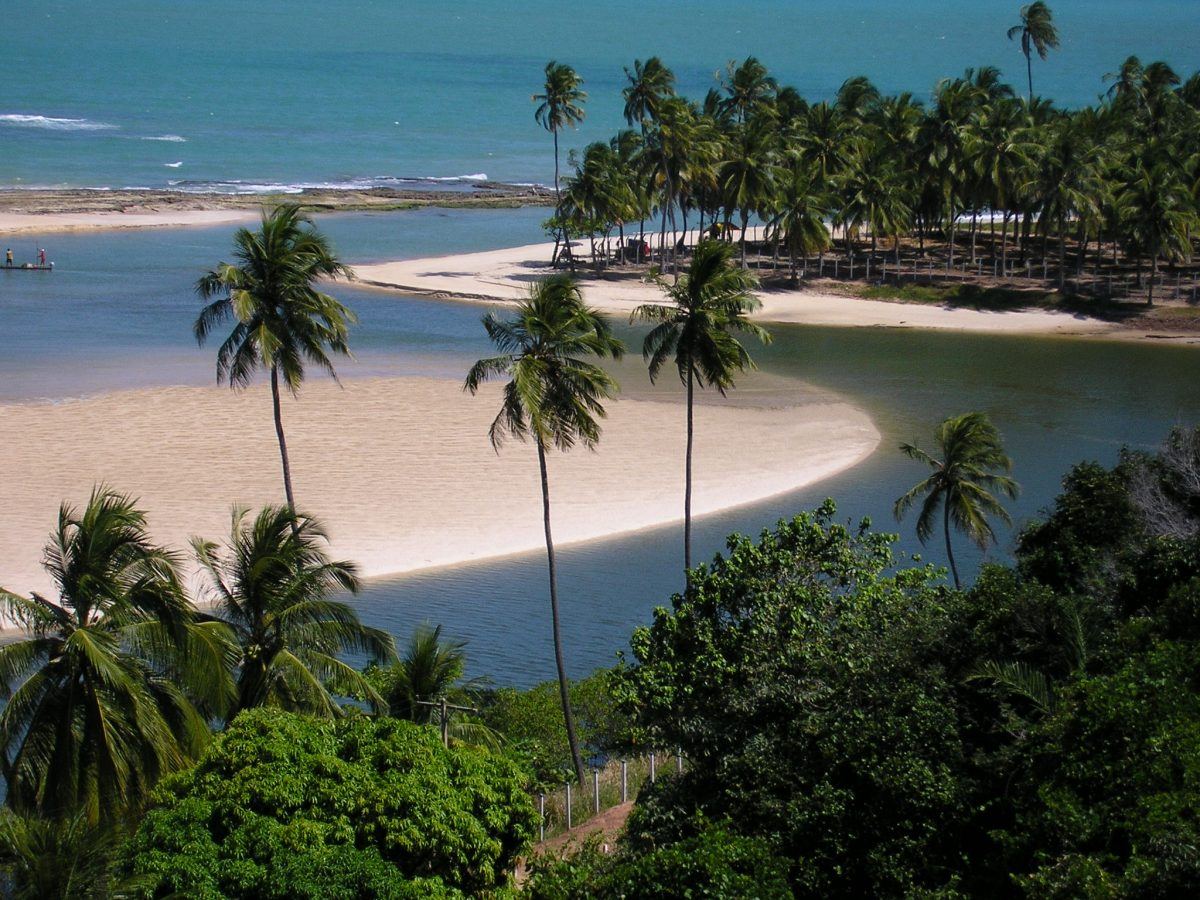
[943,499,961,590]
[684,366,695,577]
[271,365,297,515]
[1026,49,1034,102]
[1148,255,1157,307]
[552,130,563,266]
[536,436,586,785]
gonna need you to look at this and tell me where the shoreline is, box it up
[0,184,554,235]
[0,375,879,598]
[352,240,1200,344]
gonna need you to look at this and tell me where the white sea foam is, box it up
[163,174,492,194]
[141,134,187,143]
[0,114,117,131]
[164,161,183,168]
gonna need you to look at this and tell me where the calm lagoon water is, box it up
[2,210,1195,685]
[3,1,1198,190]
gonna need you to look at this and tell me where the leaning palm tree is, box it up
[191,505,395,720]
[464,275,624,784]
[1007,2,1060,101]
[894,412,1020,590]
[633,240,771,574]
[194,205,355,515]
[0,488,233,823]
[534,61,587,264]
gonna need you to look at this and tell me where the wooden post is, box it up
[676,748,683,774]
[621,760,628,803]
[565,782,572,830]
[440,697,448,747]
[539,794,545,842]
[593,769,600,815]
[649,752,656,783]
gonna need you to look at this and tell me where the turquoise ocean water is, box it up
[2,1,1198,191]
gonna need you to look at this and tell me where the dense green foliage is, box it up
[0,489,232,823]
[478,669,633,785]
[552,48,1200,307]
[526,821,792,899]
[121,708,536,898]
[613,428,1200,896]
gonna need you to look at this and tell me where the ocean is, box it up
[3,0,1197,192]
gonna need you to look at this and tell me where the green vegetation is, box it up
[544,27,1200,306]
[121,709,535,898]
[465,275,624,786]
[895,411,1020,588]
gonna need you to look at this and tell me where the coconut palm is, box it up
[633,240,770,574]
[191,505,395,720]
[894,412,1021,590]
[0,812,149,899]
[534,61,587,263]
[767,163,832,284]
[464,275,624,784]
[622,57,675,131]
[1007,2,1060,101]
[1117,159,1195,306]
[194,205,355,515]
[719,56,777,123]
[0,488,232,823]
[719,122,782,266]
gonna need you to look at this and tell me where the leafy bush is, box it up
[525,821,791,899]
[479,668,633,785]
[121,708,536,898]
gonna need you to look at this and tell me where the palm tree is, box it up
[464,275,623,784]
[633,240,770,574]
[0,489,232,823]
[534,61,587,263]
[719,122,782,266]
[1007,2,1060,101]
[622,57,675,131]
[1117,159,1195,306]
[719,56,777,123]
[0,812,149,898]
[369,624,499,747]
[894,412,1020,590]
[195,205,355,515]
[191,505,395,720]
[767,163,832,284]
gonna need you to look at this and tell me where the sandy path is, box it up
[0,376,878,597]
[352,240,1120,337]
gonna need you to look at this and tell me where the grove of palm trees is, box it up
[4,3,1200,896]
[550,43,1200,310]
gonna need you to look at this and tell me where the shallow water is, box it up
[3,1,1197,190]
[2,211,1197,685]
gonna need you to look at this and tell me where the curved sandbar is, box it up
[352,240,1123,338]
[0,376,879,597]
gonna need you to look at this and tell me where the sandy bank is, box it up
[352,241,1127,338]
[0,376,878,598]
[0,186,553,235]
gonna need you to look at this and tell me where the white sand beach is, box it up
[0,376,878,598]
[352,240,1120,337]
[0,208,257,236]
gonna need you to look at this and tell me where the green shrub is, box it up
[121,708,536,898]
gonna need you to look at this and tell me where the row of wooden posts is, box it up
[536,750,685,842]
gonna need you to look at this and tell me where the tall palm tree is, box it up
[719,122,782,266]
[534,61,587,263]
[191,505,395,720]
[1117,159,1195,306]
[464,275,623,785]
[767,163,832,284]
[622,57,675,131]
[0,812,149,899]
[894,412,1020,590]
[0,489,232,823]
[1008,2,1065,101]
[1007,2,1060,101]
[194,205,355,515]
[633,240,770,574]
